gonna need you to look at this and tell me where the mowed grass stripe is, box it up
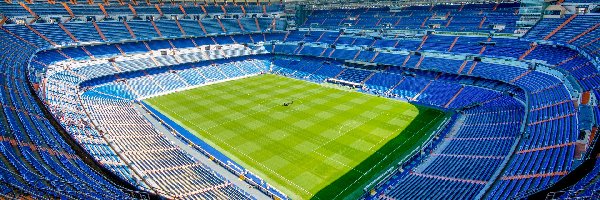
[145,74,446,199]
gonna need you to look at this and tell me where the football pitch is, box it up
[144,74,447,199]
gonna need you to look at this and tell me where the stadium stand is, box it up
[0,26,137,199]
[0,0,598,199]
[555,154,600,199]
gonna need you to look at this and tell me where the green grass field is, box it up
[145,74,447,200]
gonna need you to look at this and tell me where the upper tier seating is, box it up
[0,27,133,199]
[0,2,284,18]
[525,14,600,59]
[16,18,286,45]
[302,3,520,33]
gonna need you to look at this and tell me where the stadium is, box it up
[0,0,599,199]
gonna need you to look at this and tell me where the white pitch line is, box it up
[331,114,443,200]
[148,76,445,200]
[150,89,315,197]
[368,118,429,152]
